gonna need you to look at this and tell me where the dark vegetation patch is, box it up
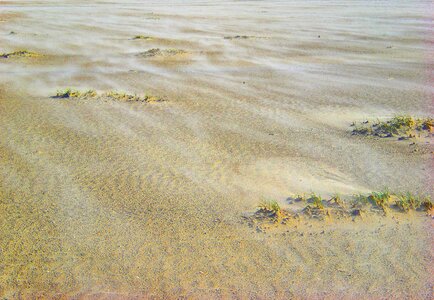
[132,35,153,40]
[244,191,433,231]
[224,35,254,40]
[1,50,40,58]
[137,48,187,58]
[53,89,164,103]
[351,116,433,138]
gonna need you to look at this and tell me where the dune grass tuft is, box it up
[1,50,40,58]
[257,200,281,216]
[105,91,163,102]
[310,193,324,210]
[55,88,97,99]
[368,190,391,212]
[133,35,153,40]
[53,89,164,103]
[138,48,187,58]
[352,115,433,138]
[395,192,421,212]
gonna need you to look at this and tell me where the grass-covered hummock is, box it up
[368,190,391,213]
[53,89,164,103]
[224,35,252,40]
[137,48,187,58]
[133,35,153,40]
[246,191,432,232]
[257,200,282,216]
[352,115,433,138]
[54,88,97,99]
[1,50,40,58]
[105,91,163,102]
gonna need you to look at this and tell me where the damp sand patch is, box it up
[53,89,165,103]
[244,191,433,232]
[1,50,40,58]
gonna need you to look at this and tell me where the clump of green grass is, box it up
[294,194,307,202]
[351,194,369,206]
[54,88,97,99]
[310,193,324,209]
[368,190,391,212]
[352,115,433,138]
[257,200,281,216]
[329,193,344,206]
[1,50,39,58]
[420,197,433,212]
[416,119,433,132]
[138,48,186,58]
[224,35,252,40]
[104,91,163,102]
[395,192,421,212]
[133,35,153,40]
[54,89,163,103]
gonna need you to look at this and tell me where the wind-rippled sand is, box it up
[0,0,433,298]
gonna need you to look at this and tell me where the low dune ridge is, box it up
[0,0,433,298]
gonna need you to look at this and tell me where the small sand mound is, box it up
[1,50,40,58]
[53,89,164,103]
[137,48,187,58]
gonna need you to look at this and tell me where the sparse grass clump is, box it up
[421,197,433,212]
[310,193,324,210]
[133,35,153,40]
[246,191,432,231]
[53,89,164,103]
[224,35,253,40]
[257,200,281,216]
[105,91,163,102]
[55,88,97,99]
[352,115,433,138]
[368,190,391,212]
[1,50,39,58]
[395,192,421,212]
[138,48,187,58]
[294,194,307,202]
[328,193,344,206]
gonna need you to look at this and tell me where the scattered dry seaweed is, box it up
[352,116,433,138]
[1,50,40,58]
[53,89,164,103]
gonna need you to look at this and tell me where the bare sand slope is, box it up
[1,0,433,298]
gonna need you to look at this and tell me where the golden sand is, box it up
[0,0,433,298]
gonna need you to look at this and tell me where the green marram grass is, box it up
[55,88,97,99]
[310,193,324,209]
[54,89,163,102]
[1,50,40,58]
[368,190,391,212]
[352,115,433,137]
[257,200,281,215]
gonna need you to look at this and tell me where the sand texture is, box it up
[0,0,433,298]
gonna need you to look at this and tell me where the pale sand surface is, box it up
[0,0,433,298]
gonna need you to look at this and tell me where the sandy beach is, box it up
[1,0,433,298]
